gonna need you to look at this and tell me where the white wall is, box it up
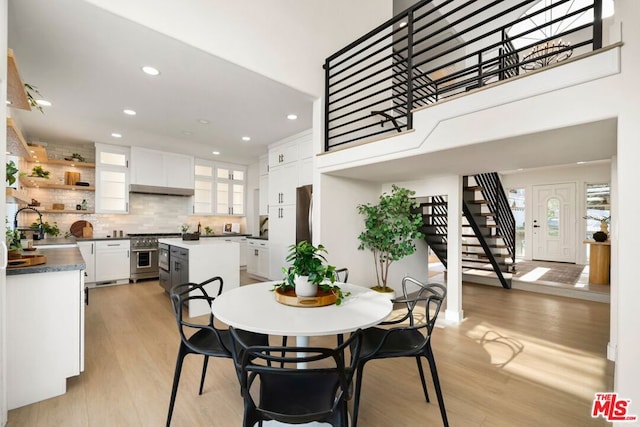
[317,174,380,289]
[501,162,611,265]
[84,0,392,98]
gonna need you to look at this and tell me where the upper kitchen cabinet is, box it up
[268,139,298,168]
[215,162,246,216]
[192,159,214,214]
[130,147,194,190]
[95,143,130,214]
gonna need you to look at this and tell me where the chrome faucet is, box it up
[14,206,44,240]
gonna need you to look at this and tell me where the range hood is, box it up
[129,184,194,197]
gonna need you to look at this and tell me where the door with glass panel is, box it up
[532,183,576,263]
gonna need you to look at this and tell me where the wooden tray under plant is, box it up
[274,287,337,307]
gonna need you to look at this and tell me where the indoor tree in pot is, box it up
[357,185,424,298]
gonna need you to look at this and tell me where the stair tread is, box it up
[461,251,509,257]
[462,243,507,248]
[468,200,488,204]
[462,258,510,266]
[420,202,447,206]
[465,185,483,191]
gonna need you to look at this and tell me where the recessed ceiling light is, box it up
[577,161,586,164]
[141,66,160,76]
[198,119,210,124]
[399,21,407,28]
[111,133,122,138]
[6,100,11,105]
[212,151,220,155]
[36,99,52,107]
[287,114,298,120]
[123,109,136,116]
[242,136,251,141]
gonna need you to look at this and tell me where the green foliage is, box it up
[180,223,190,233]
[357,185,424,290]
[6,160,19,186]
[30,165,50,179]
[71,153,86,162]
[6,222,22,250]
[275,241,350,305]
[204,226,213,235]
[32,221,60,237]
[24,83,44,114]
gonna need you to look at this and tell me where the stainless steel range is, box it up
[129,233,180,282]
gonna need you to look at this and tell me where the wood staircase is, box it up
[418,174,515,289]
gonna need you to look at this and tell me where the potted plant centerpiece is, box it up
[275,241,349,304]
[357,185,424,298]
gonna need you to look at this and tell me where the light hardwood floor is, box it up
[8,279,613,426]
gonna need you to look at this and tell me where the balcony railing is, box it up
[324,0,603,152]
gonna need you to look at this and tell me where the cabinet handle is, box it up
[91,243,94,255]
[255,249,258,256]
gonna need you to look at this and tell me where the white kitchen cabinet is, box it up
[215,163,246,216]
[77,241,96,285]
[269,140,298,168]
[193,159,214,214]
[222,236,247,267]
[95,143,129,214]
[95,240,130,285]
[247,239,269,279]
[298,157,313,186]
[259,154,269,176]
[130,147,194,189]
[7,266,85,409]
[269,204,295,280]
[269,162,298,207]
[259,174,269,215]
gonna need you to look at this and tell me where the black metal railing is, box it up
[324,0,604,151]
[474,173,516,263]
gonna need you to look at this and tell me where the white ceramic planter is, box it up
[295,275,318,297]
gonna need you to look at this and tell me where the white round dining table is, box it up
[211,281,393,347]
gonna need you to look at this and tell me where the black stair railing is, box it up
[474,173,516,264]
[419,196,448,267]
[324,0,604,151]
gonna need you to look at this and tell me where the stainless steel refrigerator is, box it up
[296,185,312,244]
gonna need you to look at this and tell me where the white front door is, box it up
[532,183,576,263]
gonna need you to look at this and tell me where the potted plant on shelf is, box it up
[30,165,50,179]
[275,241,349,304]
[357,185,424,298]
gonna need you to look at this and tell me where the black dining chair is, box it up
[166,277,269,427]
[229,326,363,427]
[351,277,449,427]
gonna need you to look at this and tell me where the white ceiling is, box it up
[326,118,618,183]
[8,0,315,165]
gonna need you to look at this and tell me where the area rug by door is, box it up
[514,260,586,285]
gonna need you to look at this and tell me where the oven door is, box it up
[133,248,157,270]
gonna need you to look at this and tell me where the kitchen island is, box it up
[159,238,240,317]
[6,247,86,409]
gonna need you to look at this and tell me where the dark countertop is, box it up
[6,247,86,276]
[75,236,131,242]
[200,233,251,238]
[247,236,269,241]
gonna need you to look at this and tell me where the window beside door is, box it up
[585,183,610,241]
[508,188,525,258]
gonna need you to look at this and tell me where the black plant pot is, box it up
[593,231,608,242]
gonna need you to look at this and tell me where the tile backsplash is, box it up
[17,193,246,238]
